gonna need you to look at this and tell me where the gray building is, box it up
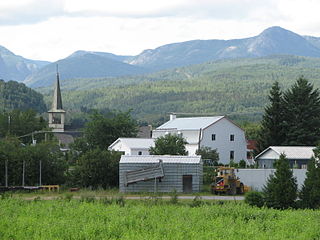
[255,146,315,169]
[119,155,203,193]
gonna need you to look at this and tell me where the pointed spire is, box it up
[51,64,63,110]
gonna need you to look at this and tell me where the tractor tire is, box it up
[237,183,244,194]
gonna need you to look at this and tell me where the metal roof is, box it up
[256,146,315,160]
[120,155,201,164]
[156,116,225,130]
[109,138,154,149]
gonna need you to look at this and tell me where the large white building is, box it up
[152,115,247,164]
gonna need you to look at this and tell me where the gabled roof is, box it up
[108,138,154,150]
[120,155,201,164]
[255,146,315,160]
[156,116,225,130]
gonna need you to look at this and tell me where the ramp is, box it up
[124,160,164,186]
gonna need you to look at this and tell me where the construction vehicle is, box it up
[211,167,247,195]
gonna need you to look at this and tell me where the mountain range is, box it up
[1,26,320,88]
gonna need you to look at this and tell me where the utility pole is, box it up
[39,160,42,186]
[5,159,8,188]
[22,160,25,187]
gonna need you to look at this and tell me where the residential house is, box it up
[255,146,315,169]
[152,114,247,164]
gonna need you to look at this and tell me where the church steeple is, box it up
[48,65,66,132]
[51,65,63,110]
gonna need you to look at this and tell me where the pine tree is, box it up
[263,154,297,209]
[282,77,320,145]
[256,81,284,153]
[299,147,320,209]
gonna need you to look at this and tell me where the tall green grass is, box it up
[0,198,319,239]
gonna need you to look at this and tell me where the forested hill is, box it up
[0,80,47,113]
[39,55,320,124]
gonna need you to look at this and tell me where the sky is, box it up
[1,0,320,62]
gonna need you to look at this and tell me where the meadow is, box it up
[0,197,320,240]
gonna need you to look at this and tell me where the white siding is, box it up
[131,149,150,155]
[110,141,132,155]
[200,118,247,164]
[258,149,280,159]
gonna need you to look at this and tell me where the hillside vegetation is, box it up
[39,55,320,124]
[0,80,47,113]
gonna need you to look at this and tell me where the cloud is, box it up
[0,0,65,25]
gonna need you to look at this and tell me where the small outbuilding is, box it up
[119,155,203,193]
[108,138,155,155]
[255,146,315,169]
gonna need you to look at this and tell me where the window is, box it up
[211,134,216,141]
[230,134,235,141]
[138,151,142,155]
[230,151,234,161]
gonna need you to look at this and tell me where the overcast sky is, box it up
[0,0,320,61]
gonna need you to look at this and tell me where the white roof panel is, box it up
[256,146,315,160]
[109,138,154,149]
[120,155,202,164]
[156,116,224,130]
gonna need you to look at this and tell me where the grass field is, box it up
[0,197,320,240]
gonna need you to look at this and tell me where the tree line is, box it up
[257,77,320,152]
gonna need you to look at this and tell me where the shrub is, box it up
[245,191,264,208]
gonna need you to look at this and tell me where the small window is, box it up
[211,134,216,141]
[230,151,234,160]
[230,134,235,141]
[138,151,142,155]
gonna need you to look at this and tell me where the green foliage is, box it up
[149,134,188,155]
[73,149,122,189]
[0,109,47,140]
[263,154,297,209]
[196,147,219,164]
[0,138,67,186]
[1,200,320,239]
[82,110,138,150]
[245,191,265,208]
[256,81,284,152]
[299,148,320,209]
[239,121,261,140]
[239,159,247,168]
[282,77,320,145]
[0,80,46,113]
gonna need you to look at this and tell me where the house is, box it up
[108,138,155,155]
[152,114,247,164]
[119,155,203,193]
[255,146,315,169]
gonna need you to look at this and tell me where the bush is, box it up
[245,191,264,208]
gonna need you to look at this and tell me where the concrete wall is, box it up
[200,118,247,164]
[237,169,307,191]
[119,162,203,193]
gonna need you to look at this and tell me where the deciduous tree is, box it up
[149,134,188,155]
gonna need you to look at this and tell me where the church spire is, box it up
[51,64,63,110]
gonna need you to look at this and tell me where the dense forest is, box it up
[38,55,320,125]
[0,80,47,113]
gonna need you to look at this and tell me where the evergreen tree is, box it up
[263,154,297,209]
[282,77,320,145]
[149,134,188,155]
[256,81,284,153]
[299,147,320,209]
